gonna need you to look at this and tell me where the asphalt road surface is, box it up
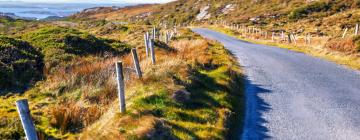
[192,28,360,140]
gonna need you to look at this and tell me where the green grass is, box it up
[130,42,244,139]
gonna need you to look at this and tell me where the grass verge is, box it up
[208,25,360,70]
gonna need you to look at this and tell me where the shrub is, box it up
[48,101,102,133]
[325,37,359,53]
[352,35,360,52]
[0,117,24,139]
[0,35,43,93]
[20,27,129,72]
[48,101,83,133]
[289,2,331,20]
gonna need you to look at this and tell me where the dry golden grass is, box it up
[325,37,358,53]
[79,109,159,140]
[70,3,160,25]
[171,39,211,64]
[78,28,244,139]
[47,100,103,133]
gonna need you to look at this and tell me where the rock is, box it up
[221,4,235,15]
[196,6,211,21]
[172,89,191,103]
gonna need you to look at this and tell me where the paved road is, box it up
[192,28,360,140]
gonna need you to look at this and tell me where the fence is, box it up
[15,26,178,139]
[217,21,360,46]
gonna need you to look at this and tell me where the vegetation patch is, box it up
[325,37,359,53]
[20,26,130,72]
[351,35,360,52]
[289,1,331,20]
[0,35,43,94]
[78,29,245,139]
[0,25,244,139]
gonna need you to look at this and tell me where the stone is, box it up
[172,89,191,103]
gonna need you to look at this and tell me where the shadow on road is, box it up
[242,78,272,140]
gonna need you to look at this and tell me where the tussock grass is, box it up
[325,37,358,53]
[79,29,244,139]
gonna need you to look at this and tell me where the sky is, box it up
[0,0,175,4]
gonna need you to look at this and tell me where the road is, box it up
[192,28,360,140]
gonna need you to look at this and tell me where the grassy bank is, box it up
[0,28,244,139]
[208,25,360,70]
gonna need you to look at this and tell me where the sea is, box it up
[0,1,132,20]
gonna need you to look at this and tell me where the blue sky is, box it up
[0,0,174,3]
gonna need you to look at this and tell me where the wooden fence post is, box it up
[149,39,156,65]
[305,33,310,44]
[152,27,156,39]
[272,32,275,41]
[115,61,126,113]
[355,24,359,36]
[287,33,292,43]
[131,48,142,78]
[170,31,174,40]
[342,28,348,38]
[165,31,169,44]
[16,99,39,140]
[265,31,268,39]
[291,33,297,44]
[144,33,149,58]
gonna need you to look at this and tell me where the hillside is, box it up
[1,0,360,139]
[73,0,360,34]
[71,0,360,68]
[0,6,245,139]
[0,27,244,139]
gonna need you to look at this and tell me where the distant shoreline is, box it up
[0,2,134,20]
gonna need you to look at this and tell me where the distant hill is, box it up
[71,0,360,36]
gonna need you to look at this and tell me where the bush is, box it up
[0,117,24,139]
[0,35,43,93]
[325,37,359,53]
[289,2,331,20]
[20,27,129,72]
[352,35,360,52]
[48,101,102,133]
